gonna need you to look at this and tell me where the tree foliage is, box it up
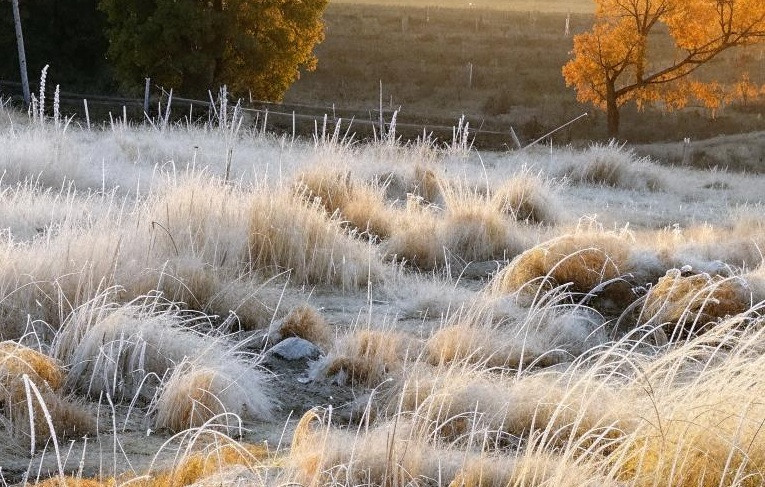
[0,0,111,92]
[99,0,328,100]
[563,0,765,137]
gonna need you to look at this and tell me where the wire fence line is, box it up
[0,79,583,147]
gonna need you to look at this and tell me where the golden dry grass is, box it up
[382,196,443,270]
[398,367,629,450]
[30,443,269,487]
[288,407,618,487]
[249,190,382,289]
[296,167,398,239]
[314,329,420,387]
[413,165,442,205]
[0,341,64,391]
[491,232,632,299]
[642,268,750,336]
[425,323,550,369]
[492,172,561,225]
[152,360,271,433]
[0,342,95,444]
[271,304,333,350]
[440,182,524,264]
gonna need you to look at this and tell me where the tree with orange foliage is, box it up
[563,0,765,138]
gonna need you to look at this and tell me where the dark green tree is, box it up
[0,0,111,92]
[98,0,329,100]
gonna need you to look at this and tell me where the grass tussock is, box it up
[561,142,663,191]
[426,305,606,369]
[55,302,216,400]
[605,315,765,486]
[152,359,272,433]
[287,407,617,487]
[440,183,525,264]
[0,341,94,444]
[0,341,64,391]
[382,196,443,270]
[491,232,633,302]
[296,168,398,239]
[492,171,562,225]
[31,442,268,487]
[386,181,531,270]
[311,329,420,387]
[403,369,628,449]
[248,190,382,289]
[269,304,332,350]
[642,268,750,337]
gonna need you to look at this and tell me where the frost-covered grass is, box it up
[1,101,764,486]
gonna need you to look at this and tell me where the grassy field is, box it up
[282,3,765,147]
[331,0,595,14]
[1,91,764,485]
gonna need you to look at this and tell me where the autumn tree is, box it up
[98,0,328,100]
[563,0,765,138]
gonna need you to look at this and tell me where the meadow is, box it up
[0,83,764,486]
[283,3,765,147]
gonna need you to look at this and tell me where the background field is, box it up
[281,3,765,147]
[331,0,595,13]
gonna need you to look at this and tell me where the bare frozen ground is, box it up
[0,112,764,484]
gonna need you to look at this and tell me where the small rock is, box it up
[268,337,321,361]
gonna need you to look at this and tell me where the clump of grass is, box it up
[642,268,750,337]
[269,304,332,350]
[0,343,95,446]
[287,406,618,486]
[425,302,606,370]
[151,358,272,433]
[296,167,397,239]
[451,453,616,487]
[382,196,443,270]
[248,189,383,289]
[130,258,285,331]
[55,301,217,400]
[491,232,632,301]
[400,368,628,450]
[561,142,663,191]
[310,329,420,387]
[439,182,525,264]
[384,183,530,270]
[143,442,268,486]
[606,314,765,486]
[0,341,64,390]
[492,170,562,225]
[34,442,268,487]
[413,164,442,205]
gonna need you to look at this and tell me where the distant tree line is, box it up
[1,0,328,99]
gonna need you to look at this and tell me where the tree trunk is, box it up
[606,81,620,139]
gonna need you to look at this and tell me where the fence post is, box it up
[143,78,151,116]
[11,0,31,106]
[509,126,522,149]
[681,137,691,166]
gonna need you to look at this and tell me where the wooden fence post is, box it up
[11,0,30,106]
[143,78,151,116]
